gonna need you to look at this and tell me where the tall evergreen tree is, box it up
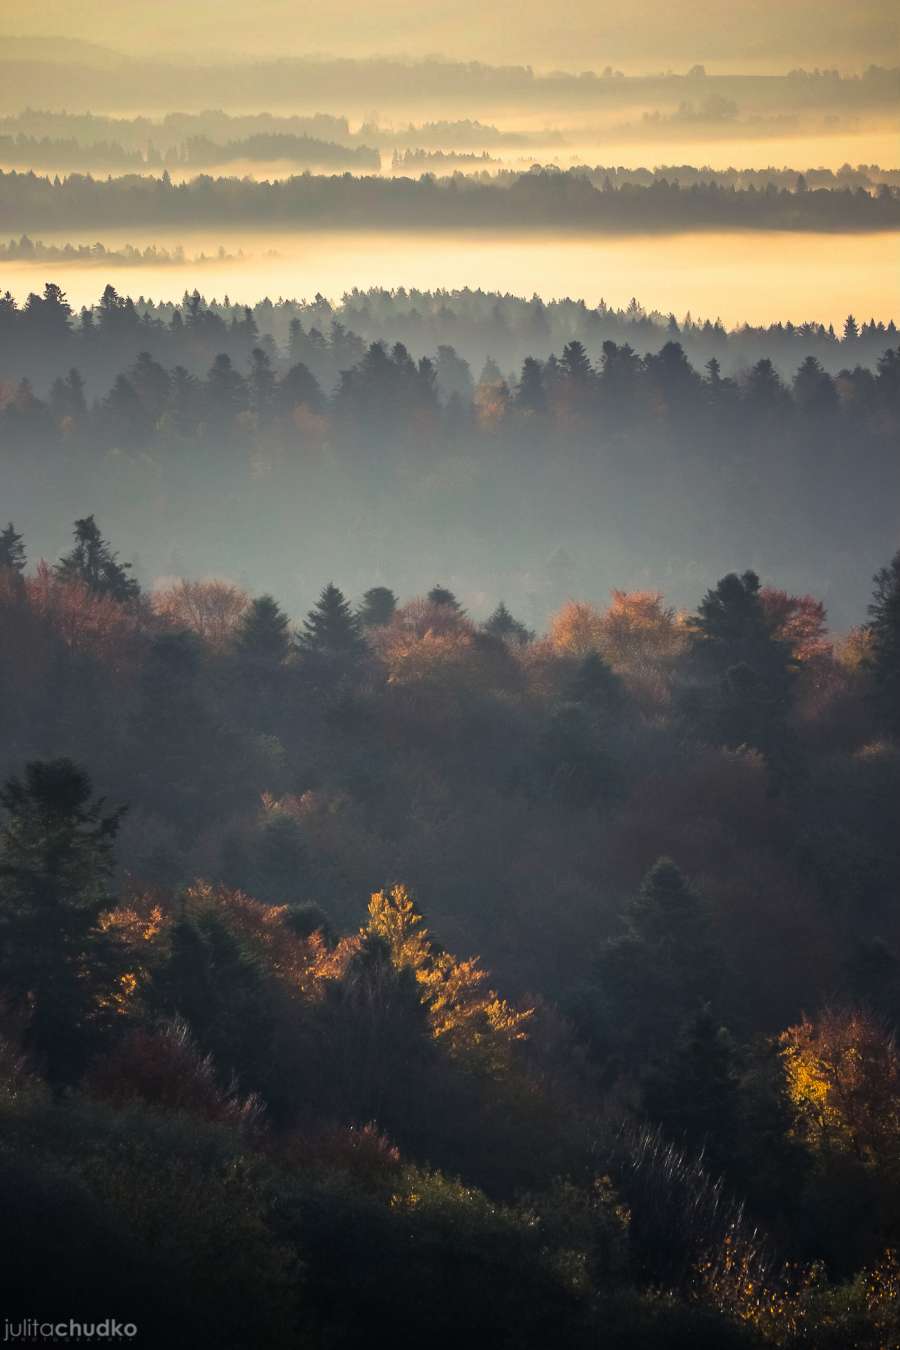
[516,357,546,413]
[427,585,463,612]
[234,595,290,666]
[584,859,720,1064]
[296,583,365,661]
[687,570,795,776]
[0,759,124,1083]
[567,651,623,711]
[483,601,532,645]
[358,586,397,629]
[560,340,593,383]
[866,548,900,736]
[55,515,139,602]
[642,1004,740,1171]
[0,522,25,574]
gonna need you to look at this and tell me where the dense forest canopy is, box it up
[2,5,900,1344]
[1,280,898,626]
[2,508,900,1344]
[1,166,897,235]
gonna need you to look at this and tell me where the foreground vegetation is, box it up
[2,514,900,1344]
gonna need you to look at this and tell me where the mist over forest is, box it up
[1,6,900,1348]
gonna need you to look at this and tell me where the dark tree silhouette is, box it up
[427,585,463,611]
[55,515,140,602]
[358,586,398,629]
[0,759,124,1083]
[296,583,366,660]
[0,522,25,573]
[483,601,532,645]
[866,549,900,736]
[235,595,291,666]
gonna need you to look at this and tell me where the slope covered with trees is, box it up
[1,165,897,235]
[2,521,900,1343]
[2,282,898,625]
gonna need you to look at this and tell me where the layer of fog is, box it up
[2,229,897,329]
[4,2,897,73]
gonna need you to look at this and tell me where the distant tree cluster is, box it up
[0,131,380,172]
[2,281,894,399]
[1,165,897,236]
[2,281,899,627]
[0,236,239,265]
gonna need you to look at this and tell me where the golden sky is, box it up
[5,0,898,71]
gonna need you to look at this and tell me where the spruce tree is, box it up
[687,570,795,775]
[0,759,125,1083]
[642,1004,740,1171]
[56,515,139,602]
[515,356,546,412]
[358,586,397,629]
[0,522,25,574]
[234,595,290,666]
[866,548,900,736]
[296,582,365,660]
[587,859,720,1064]
[483,601,532,645]
[560,340,593,383]
[567,652,623,710]
[427,585,462,612]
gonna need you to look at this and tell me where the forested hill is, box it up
[1,167,898,234]
[2,515,900,1344]
[2,282,898,625]
[1,281,895,395]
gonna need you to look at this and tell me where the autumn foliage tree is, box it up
[153,577,250,651]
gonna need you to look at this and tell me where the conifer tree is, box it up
[162,908,273,1094]
[0,522,25,574]
[55,515,139,602]
[642,1004,740,1170]
[866,548,900,736]
[560,340,593,383]
[234,595,290,666]
[0,759,124,1083]
[483,601,532,645]
[296,582,365,660]
[358,586,397,629]
[687,570,795,775]
[567,652,623,710]
[427,585,462,612]
[516,356,546,412]
[585,859,720,1063]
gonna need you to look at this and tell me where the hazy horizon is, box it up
[4,0,899,73]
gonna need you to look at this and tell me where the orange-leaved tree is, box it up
[366,885,532,1074]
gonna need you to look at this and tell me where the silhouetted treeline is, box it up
[393,148,498,168]
[0,132,145,170]
[0,48,896,114]
[1,281,895,397]
[4,126,899,190]
[2,166,897,235]
[0,131,380,172]
[0,109,541,153]
[177,133,379,169]
[3,289,899,624]
[0,237,240,265]
[549,162,900,191]
[0,107,357,150]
